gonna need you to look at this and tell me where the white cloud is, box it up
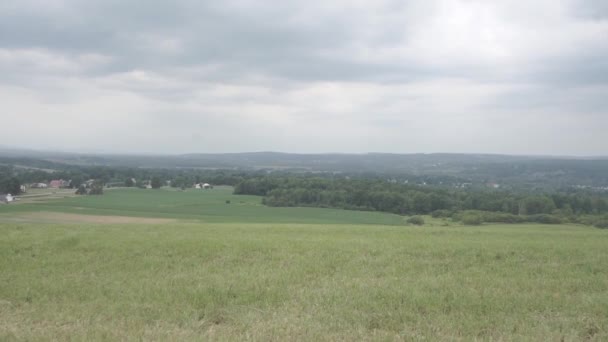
[1,0,607,155]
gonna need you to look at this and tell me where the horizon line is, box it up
[1,145,607,160]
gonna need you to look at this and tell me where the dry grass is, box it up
[3,212,177,224]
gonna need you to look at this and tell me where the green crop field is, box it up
[0,187,408,226]
[1,188,607,340]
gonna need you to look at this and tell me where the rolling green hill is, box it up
[1,221,607,340]
[1,185,607,340]
[0,186,408,225]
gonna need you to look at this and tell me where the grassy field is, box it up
[0,188,607,340]
[0,187,408,225]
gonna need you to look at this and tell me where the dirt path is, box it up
[1,212,177,224]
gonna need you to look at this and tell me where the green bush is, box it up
[88,181,104,195]
[75,185,87,195]
[482,212,525,224]
[150,177,162,189]
[461,214,483,225]
[407,216,425,225]
[594,220,608,229]
[431,209,453,218]
[526,214,563,224]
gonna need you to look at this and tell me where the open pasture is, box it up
[0,187,409,225]
[0,187,607,340]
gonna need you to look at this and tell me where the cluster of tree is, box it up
[0,165,21,194]
[0,177,21,194]
[442,210,608,229]
[75,181,104,195]
[444,210,565,225]
[234,176,608,224]
[0,160,252,191]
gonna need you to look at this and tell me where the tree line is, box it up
[0,166,21,194]
[234,175,608,227]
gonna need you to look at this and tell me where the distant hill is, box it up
[0,148,537,170]
[2,148,608,187]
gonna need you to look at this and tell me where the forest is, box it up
[233,175,608,228]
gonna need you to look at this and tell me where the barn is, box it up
[194,183,212,189]
[0,193,14,203]
[49,179,70,188]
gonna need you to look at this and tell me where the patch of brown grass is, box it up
[7,212,177,224]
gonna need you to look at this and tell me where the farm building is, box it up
[486,182,501,189]
[0,193,14,203]
[194,183,212,189]
[49,179,71,188]
[30,183,48,188]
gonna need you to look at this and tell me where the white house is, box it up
[1,193,14,203]
[194,183,212,189]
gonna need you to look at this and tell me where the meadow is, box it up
[0,187,407,225]
[0,188,607,340]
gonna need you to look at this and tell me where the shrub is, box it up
[150,177,162,189]
[577,215,608,227]
[526,214,563,224]
[431,209,453,218]
[461,214,483,225]
[482,212,525,224]
[125,178,135,187]
[407,216,425,225]
[593,219,608,229]
[75,185,87,195]
[88,184,104,195]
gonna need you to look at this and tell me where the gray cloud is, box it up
[1,0,608,155]
[572,0,608,20]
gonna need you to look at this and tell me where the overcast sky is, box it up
[1,0,607,155]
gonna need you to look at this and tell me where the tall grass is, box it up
[1,222,607,340]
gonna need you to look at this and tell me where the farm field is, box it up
[0,188,607,340]
[0,187,408,226]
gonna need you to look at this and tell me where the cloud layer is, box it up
[1,0,607,155]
